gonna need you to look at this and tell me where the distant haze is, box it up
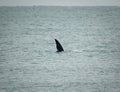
[0,0,120,6]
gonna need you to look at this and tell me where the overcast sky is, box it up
[0,0,120,6]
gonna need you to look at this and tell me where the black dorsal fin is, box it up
[55,39,64,52]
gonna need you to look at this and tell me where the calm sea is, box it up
[0,6,120,92]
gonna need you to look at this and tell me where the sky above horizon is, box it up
[0,0,120,6]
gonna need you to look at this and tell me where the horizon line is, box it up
[0,5,120,7]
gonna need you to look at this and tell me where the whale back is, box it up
[55,39,64,52]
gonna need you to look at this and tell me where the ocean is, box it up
[0,6,120,92]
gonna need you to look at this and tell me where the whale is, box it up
[55,39,64,52]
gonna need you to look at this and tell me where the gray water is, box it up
[0,6,120,92]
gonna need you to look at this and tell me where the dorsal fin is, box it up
[55,39,64,52]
